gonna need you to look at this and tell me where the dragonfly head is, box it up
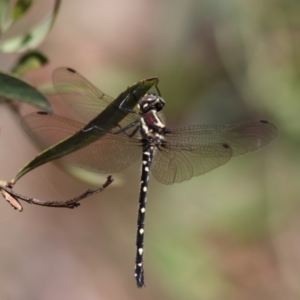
[138,93,165,113]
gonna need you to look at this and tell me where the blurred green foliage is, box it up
[0,0,60,53]
[0,0,60,110]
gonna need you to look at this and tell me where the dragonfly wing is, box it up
[163,120,278,156]
[66,132,142,173]
[22,112,142,173]
[53,67,139,128]
[152,143,232,185]
[151,120,278,185]
[22,112,82,147]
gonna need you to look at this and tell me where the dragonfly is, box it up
[19,68,278,287]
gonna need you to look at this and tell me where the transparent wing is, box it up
[151,120,278,185]
[163,120,278,156]
[22,112,142,173]
[22,112,79,145]
[52,67,139,128]
[66,132,142,173]
[152,143,232,185]
[52,67,113,122]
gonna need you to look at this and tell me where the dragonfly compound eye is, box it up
[139,94,165,112]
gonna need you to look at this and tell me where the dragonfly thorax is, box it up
[138,93,165,113]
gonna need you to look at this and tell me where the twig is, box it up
[0,175,114,211]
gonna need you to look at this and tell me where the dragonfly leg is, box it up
[118,93,139,114]
[154,80,161,96]
[81,125,107,133]
[112,121,140,137]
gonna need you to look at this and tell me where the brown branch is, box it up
[0,175,114,211]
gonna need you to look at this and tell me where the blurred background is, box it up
[0,0,298,299]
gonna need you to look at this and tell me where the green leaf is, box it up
[0,72,52,111]
[12,0,33,22]
[0,0,61,53]
[63,164,124,187]
[0,0,9,34]
[11,50,49,76]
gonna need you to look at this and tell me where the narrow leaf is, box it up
[0,180,23,211]
[12,0,33,22]
[0,72,52,112]
[63,164,124,187]
[11,50,49,76]
[1,189,23,211]
[11,75,158,183]
[0,0,61,52]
